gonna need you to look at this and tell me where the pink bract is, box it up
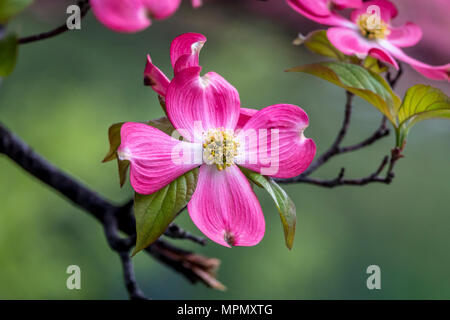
[91,0,202,33]
[119,33,316,247]
[143,32,262,128]
[288,0,450,81]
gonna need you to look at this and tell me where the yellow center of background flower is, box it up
[357,14,391,39]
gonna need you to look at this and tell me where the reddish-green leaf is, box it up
[103,122,124,163]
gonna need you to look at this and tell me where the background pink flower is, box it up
[287,0,361,26]
[90,0,201,32]
[287,0,449,81]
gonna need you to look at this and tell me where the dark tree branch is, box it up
[277,64,404,187]
[387,62,403,87]
[277,91,390,184]
[0,122,224,298]
[278,146,402,188]
[147,240,225,291]
[118,251,147,300]
[287,156,388,187]
[18,0,90,45]
[165,223,206,246]
[103,212,146,299]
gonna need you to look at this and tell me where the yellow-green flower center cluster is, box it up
[357,14,391,39]
[203,128,239,171]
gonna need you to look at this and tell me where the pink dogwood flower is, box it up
[288,0,450,81]
[118,33,316,247]
[91,0,202,33]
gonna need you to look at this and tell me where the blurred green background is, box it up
[0,1,449,299]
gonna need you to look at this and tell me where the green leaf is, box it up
[102,118,177,186]
[288,61,401,124]
[132,168,199,256]
[300,30,348,61]
[396,84,450,146]
[0,33,18,77]
[0,0,33,23]
[398,84,450,127]
[241,168,296,250]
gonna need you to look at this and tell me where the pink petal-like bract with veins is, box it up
[188,164,265,247]
[170,33,207,73]
[144,54,170,96]
[118,122,201,195]
[237,104,316,179]
[165,67,240,142]
[388,22,423,48]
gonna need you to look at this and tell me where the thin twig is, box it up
[18,0,90,45]
[165,223,206,245]
[300,91,354,177]
[387,62,403,87]
[287,156,388,187]
[279,91,389,184]
[118,251,147,300]
[279,148,402,188]
[277,64,404,187]
[339,116,389,153]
